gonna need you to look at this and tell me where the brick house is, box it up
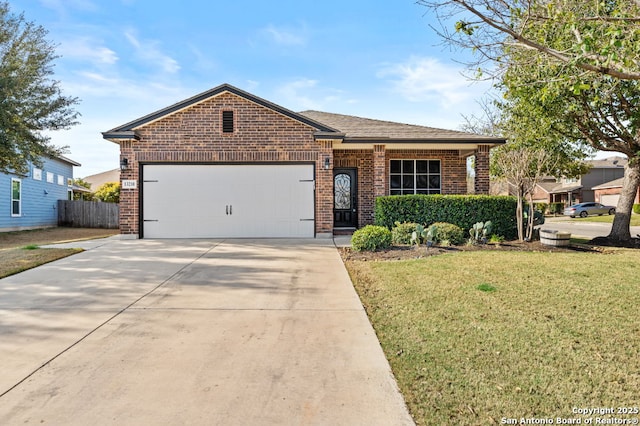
[592,177,640,206]
[102,83,505,238]
[531,157,627,207]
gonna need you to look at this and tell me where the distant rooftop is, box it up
[587,156,627,168]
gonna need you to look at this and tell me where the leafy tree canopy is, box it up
[0,1,79,175]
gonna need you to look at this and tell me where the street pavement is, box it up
[541,216,640,239]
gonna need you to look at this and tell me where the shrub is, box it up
[428,222,464,245]
[375,195,518,240]
[535,203,548,215]
[633,204,640,215]
[548,202,564,215]
[391,221,418,244]
[351,225,392,252]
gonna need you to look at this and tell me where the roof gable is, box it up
[103,83,338,142]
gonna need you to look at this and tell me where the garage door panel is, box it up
[142,165,315,238]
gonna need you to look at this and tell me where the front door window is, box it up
[334,173,351,209]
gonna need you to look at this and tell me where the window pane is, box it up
[390,160,401,174]
[402,175,414,189]
[416,174,428,188]
[12,182,20,200]
[429,161,440,173]
[390,175,401,189]
[416,160,428,173]
[429,175,441,189]
[12,200,19,215]
[416,189,428,194]
[390,190,402,195]
[402,160,414,173]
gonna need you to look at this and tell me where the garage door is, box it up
[142,164,315,238]
[600,194,620,206]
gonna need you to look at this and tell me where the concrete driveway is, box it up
[0,239,413,425]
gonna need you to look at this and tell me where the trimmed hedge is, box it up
[374,195,518,240]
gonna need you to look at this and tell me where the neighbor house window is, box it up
[389,159,441,195]
[11,178,21,217]
[46,172,54,183]
[222,110,234,133]
[57,175,65,186]
[33,168,42,181]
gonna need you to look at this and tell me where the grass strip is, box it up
[0,247,83,278]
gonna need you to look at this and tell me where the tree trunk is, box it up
[608,161,640,242]
[516,191,524,241]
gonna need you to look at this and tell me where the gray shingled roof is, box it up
[587,156,627,168]
[298,110,505,142]
[592,177,624,190]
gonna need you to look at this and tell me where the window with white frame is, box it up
[46,172,54,183]
[57,175,65,185]
[11,178,21,217]
[389,159,441,195]
[33,168,42,181]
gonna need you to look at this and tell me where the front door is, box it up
[333,168,358,227]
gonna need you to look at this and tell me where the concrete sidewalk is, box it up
[0,238,413,425]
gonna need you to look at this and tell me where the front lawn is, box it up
[570,214,640,226]
[345,250,640,425]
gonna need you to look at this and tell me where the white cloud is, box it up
[378,56,489,108]
[124,30,180,74]
[273,79,359,112]
[263,24,307,46]
[276,79,321,110]
[59,38,118,65]
[40,0,98,14]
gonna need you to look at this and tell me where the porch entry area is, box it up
[333,168,358,228]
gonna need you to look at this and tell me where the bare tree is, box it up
[493,146,556,241]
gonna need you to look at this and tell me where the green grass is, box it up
[345,250,640,425]
[572,214,640,226]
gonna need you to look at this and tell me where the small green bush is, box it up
[548,202,564,215]
[633,204,640,215]
[391,221,418,244]
[429,222,465,245]
[351,225,392,252]
[535,203,548,215]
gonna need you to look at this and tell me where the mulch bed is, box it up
[339,240,607,262]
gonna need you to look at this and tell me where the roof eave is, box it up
[341,137,506,145]
[102,131,141,143]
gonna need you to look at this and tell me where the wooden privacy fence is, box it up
[58,200,119,229]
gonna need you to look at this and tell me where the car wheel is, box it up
[579,211,588,218]
[609,208,615,215]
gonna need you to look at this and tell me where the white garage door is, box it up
[600,194,620,206]
[142,164,315,238]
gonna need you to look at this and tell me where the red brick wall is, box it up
[333,148,469,227]
[119,92,329,236]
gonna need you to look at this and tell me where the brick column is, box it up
[373,144,386,198]
[119,140,138,237]
[474,144,490,194]
[316,140,334,237]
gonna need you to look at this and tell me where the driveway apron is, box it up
[0,239,414,425]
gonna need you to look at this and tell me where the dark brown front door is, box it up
[333,168,357,227]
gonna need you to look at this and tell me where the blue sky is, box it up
[10,0,495,177]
